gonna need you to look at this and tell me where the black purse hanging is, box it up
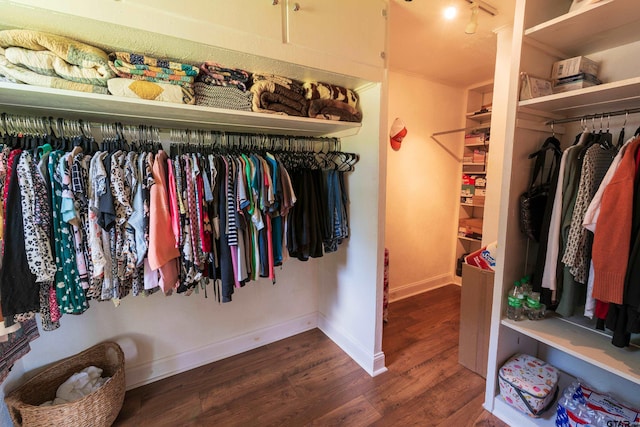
[519,141,558,242]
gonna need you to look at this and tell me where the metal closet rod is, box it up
[0,112,341,149]
[545,107,640,126]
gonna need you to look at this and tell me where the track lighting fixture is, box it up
[465,3,479,34]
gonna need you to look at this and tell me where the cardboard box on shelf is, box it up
[465,131,488,145]
[472,150,486,164]
[551,56,598,80]
[520,73,552,101]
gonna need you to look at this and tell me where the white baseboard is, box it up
[317,313,386,377]
[388,273,456,302]
[125,313,318,390]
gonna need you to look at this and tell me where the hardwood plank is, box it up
[305,395,382,427]
[114,285,505,426]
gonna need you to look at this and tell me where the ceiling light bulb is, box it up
[465,5,479,34]
[443,6,457,20]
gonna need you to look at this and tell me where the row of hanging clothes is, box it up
[0,113,359,337]
[528,111,640,348]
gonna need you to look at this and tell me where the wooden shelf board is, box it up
[460,203,484,207]
[464,142,490,148]
[524,0,640,57]
[462,162,487,166]
[0,82,361,137]
[458,236,482,243]
[501,316,640,385]
[518,76,640,116]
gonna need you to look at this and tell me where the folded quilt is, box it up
[111,52,199,75]
[251,80,308,116]
[194,82,252,111]
[309,99,362,123]
[5,47,111,86]
[303,81,359,109]
[0,29,113,85]
[0,53,109,94]
[109,61,195,87]
[252,73,304,95]
[108,78,195,105]
[199,61,250,91]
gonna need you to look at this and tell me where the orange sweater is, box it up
[147,151,180,293]
[592,137,640,303]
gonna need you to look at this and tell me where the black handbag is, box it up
[519,139,559,242]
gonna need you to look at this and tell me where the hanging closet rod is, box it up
[544,107,640,126]
[0,112,342,152]
[431,125,489,137]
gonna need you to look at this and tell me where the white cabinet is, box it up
[486,1,640,426]
[286,0,386,68]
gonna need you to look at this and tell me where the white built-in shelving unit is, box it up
[485,0,640,425]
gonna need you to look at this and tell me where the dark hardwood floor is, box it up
[114,285,507,426]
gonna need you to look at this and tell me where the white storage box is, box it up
[499,354,559,417]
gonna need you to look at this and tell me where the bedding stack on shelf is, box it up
[303,81,362,123]
[107,52,198,104]
[0,30,114,94]
[194,61,253,111]
[250,73,309,116]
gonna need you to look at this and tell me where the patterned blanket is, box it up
[252,73,304,95]
[303,82,359,109]
[308,99,362,123]
[194,82,252,111]
[107,78,195,105]
[108,52,197,89]
[0,30,113,85]
[250,80,308,116]
[0,52,108,94]
[199,62,250,91]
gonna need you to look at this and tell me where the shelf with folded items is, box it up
[501,316,640,386]
[0,82,362,138]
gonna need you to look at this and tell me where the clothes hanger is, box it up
[617,111,627,149]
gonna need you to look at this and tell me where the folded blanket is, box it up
[0,29,113,85]
[108,78,195,104]
[199,61,250,91]
[194,82,252,111]
[111,52,199,75]
[0,53,109,94]
[109,61,194,88]
[303,81,358,109]
[309,99,362,123]
[250,80,308,116]
[252,73,304,95]
[5,47,110,86]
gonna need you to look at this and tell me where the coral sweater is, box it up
[591,136,640,304]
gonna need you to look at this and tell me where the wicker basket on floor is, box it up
[5,341,125,427]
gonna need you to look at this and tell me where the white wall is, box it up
[318,83,387,376]
[385,70,465,300]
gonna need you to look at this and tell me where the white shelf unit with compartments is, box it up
[485,0,640,425]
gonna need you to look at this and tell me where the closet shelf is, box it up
[465,111,492,123]
[492,371,576,427]
[501,316,640,385]
[524,0,640,57]
[464,142,490,148]
[458,236,481,243]
[518,76,640,116]
[0,83,362,138]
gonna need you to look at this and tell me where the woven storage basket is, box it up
[5,342,125,427]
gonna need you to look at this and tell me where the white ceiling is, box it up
[388,0,516,88]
